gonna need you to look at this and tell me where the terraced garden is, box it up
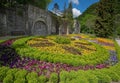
[0,34,120,83]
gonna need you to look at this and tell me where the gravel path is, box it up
[0,36,24,40]
[116,39,120,46]
[111,82,120,83]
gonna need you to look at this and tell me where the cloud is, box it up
[72,8,82,18]
[69,0,79,5]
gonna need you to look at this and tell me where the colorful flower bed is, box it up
[27,36,96,55]
[12,36,110,66]
[1,34,120,83]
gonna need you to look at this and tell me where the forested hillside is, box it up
[78,0,120,37]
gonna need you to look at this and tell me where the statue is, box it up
[73,19,80,34]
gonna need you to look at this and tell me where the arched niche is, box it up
[31,18,48,36]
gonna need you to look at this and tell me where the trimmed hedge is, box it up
[0,67,119,83]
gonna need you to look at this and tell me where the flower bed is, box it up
[0,34,120,83]
[12,36,110,66]
[27,37,96,55]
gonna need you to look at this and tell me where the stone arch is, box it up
[31,18,48,36]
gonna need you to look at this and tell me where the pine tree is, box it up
[94,0,115,38]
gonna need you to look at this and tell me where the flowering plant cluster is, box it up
[95,38,115,51]
[27,36,96,56]
[11,57,109,77]
[11,35,111,66]
[0,34,120,83]
[0,39,19,67]
[96,38,114,46]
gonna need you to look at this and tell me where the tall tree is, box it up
[63,2,73,35]
[94,0,115,38]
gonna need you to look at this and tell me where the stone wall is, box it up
[0,6,26,36]
[0,5,56,36]
[28,5,56,36]
[0,13,7,36]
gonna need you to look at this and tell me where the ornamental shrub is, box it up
[74,76,89,83]
[3,74,13,83]
[15,70,27,79]
[83,71,98,83]
[54,36,71,44]
[92,71,112,83]
[60,71,69,82]
[26,72,39,83]
[14,78,26,83]
[0,67,9,81]
[49,73,58,83]
[38,75,47,83]
[3,68,18,83]
[101,69,120,82]
[14,70,27,83]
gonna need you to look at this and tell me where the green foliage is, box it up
[0,67,9,81]
[0,40,5,43]
[12,36,34,48]
[60,71,69,82]
[3,74,13,83]
[3,69,18,83]
[15,70,27,79]
[77,3,98,33]
[49,73,58,83]
[0,0,52,9]
[78,14,96,34]
[111,63,120,77]
[101,69,120,82]
[14,70,27,83]
[91,70,112,83]
[94,0,116,38]
[54,36,71,44]
[38,75,47,83]
[26,72,39,83]
[60,70,95,83]
[28,0,52,9]
[83,71,98,83]
[114,41,120,60]
[14,79,26,83]
[78,0,120,37]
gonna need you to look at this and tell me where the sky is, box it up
[48,0,99,18]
